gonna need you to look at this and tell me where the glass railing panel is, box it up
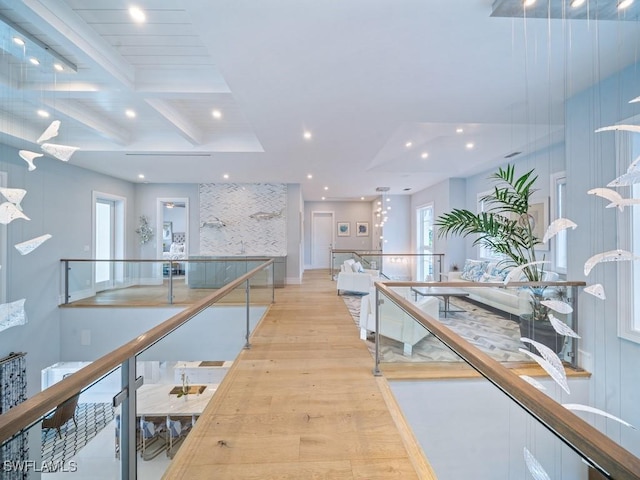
[373,284,639,479]
[133,277,265,475]
[0,368,122,478]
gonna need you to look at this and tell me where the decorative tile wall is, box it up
[199,183,287,256]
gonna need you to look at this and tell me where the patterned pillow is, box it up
[460,259,488,282]
[488,264,511,281]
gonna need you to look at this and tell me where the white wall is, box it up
[0,143,137,396]
[59,306,267,361]
[303,200,374,266]
[391,377,590,479]
[565,60,640,457]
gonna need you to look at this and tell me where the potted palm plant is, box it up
[434,164,563,352]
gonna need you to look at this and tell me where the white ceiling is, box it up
[0,0,638,201]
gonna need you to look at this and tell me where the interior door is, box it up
[95,199,115,291]
[311,211,334,268]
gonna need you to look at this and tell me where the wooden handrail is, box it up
[384,280,587,287]
[60,257,274,263]
[331,250,444,257]
[0,259,274,444]
[377,282,640,479]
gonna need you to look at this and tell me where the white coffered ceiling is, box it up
[0,0,638,200]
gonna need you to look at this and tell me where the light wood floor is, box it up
[162,269,435,479]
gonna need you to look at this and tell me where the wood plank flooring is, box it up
[162,269,435,479]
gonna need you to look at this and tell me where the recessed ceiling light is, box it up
[125,109,136,118]
[618,0,634,8]
[386,198,391,202]
[29,57,40,66]
[570,0,586,7]
[138,174,145,179]
[53,63,64,72]
[405,141,412,148]
[307,174,313,179]
[466,142,475,149]
[303,131,312,140]
[456,128,464,133]
[212,109,222,119]
[13,37,24,46]
[360,197,365,200]
[223,174,229,179]
[129,6,146,23]
[421,152,429,159]
[523,0,536,6]
[321,196,326,200]
[37,110,49,118]
[324,186,328,190]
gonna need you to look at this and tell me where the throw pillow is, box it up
[352,261,364,273]
[460,259,488,282]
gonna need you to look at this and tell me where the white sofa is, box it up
[336,259,379,295]
[359,288,439,355]
[447,259,560,316]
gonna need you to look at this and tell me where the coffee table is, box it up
[410,287,470,317]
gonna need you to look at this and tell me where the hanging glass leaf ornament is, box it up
[584,249,640,276]
[524,447,551,480]
[37,120,60,143]
[19,150,43,171]
[14,234,52,255]
[0,188,26,211]
[41,143,79,162]
[0,202,30,224]
[542,218,577,243]
[595,124,640,134]
[562,404,636,429]
[0,298,27,332]
[540,299,573,314]
[548,314,580,338]
[519,375,546,391]
[518,348,570,394]
[503,261,551,285]
[584,284,606,300]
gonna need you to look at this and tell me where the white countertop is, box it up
[136,383,218,416]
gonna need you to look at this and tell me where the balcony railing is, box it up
[365,280,640,479]
[1,259,275,478]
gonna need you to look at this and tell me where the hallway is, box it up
[163,269,434,479]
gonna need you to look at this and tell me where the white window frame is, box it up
[550,171,567,274]
[0,171,6,304]
[416,203,434,281]
[616,116,640,343]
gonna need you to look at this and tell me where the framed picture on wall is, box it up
[528,198,549,251]
[337,222,350,236]
[356,222,369,236]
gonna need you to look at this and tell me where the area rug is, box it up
[41,402,114,465]
[342,294,529,363]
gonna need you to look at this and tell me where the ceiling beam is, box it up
[145,98,204,146]
[42,98,131,145]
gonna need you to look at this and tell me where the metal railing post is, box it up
[272,265,275,303]
[64,260,70,304]
[373,288,382,376]
[120,358,136,480]
[167,262,174,304]
[244,279,251,349]
[569,285,579,369]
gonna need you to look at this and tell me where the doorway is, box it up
[157,198,189,276]
[93,192,125,292]
[311,211,334,269]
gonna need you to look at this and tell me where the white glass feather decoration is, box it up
[626,155,640,172]
[588,187,640,211]
[606,171,640,188]
[40,143,79,162]
[0,188,26,211]
[519,348,571,394]
[519,375,546,391]
[595,124,640,134]
[584,249,640,276]
[542,218,577,243]
[521,337,565,375]
[19,150,43,171]
[36,120,60,143]
[14,234,52,255]
[541,299,573,314]
[630,96,640,104]
[524,447,551,480]
[0,298,27,332]
[563,404,636,429]
[548,314,580,338]
[584,284,606,300]
[503,261,551,285]
[0,202,30,224]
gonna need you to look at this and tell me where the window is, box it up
[0,171,6,304]
[617,123,640,343]
[416,203,434,281]
[550,172,567,273]
[477,190,502,260]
